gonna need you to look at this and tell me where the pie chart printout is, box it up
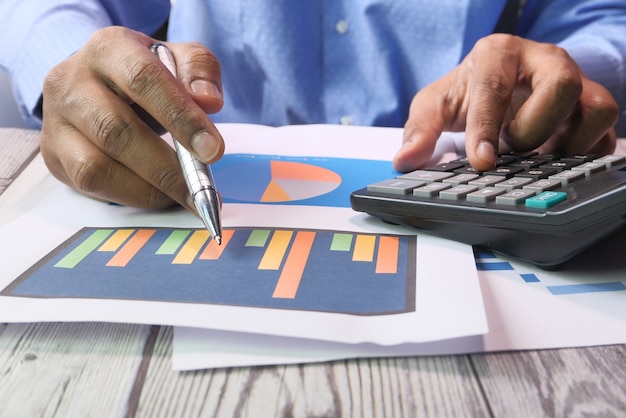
[212,154,396,208]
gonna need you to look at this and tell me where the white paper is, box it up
[0,124,486,346]
[171,129,626,370]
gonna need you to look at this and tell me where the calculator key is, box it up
[493,177,534,191]
[439,185,479,200]
[571,162,605,176]
[525,191,567,209]
[467,187,505,203]
[535,153,560,162]
[450,156,471,165]
[539,160,582,172]
[398,170,454,183]
[509,158,548,169]
[516,167,558,180]
[523,179,562,192]
[484,166,524,178]
[594,155,625,168]
[561,154,599,163]
[495,189,537,206]
[442,173,480,185]
[509,151,538,158]
[413,182,451,197]
[398,170,455,182]
[495,155,518,166]
[468,175,506,188]
[367,179,426,195]
[425,162,465,172]
[549,170,586,186]
[454,166,483,175]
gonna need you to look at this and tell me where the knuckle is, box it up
[473,115,502,136]
[90,26,128,44]
[145,187,175,209]
[71,156,109,195]
[152,165,183,196]
[474,33,518,54]
[42,63,76,109]
[92,110,132,155]
[188,46,221,70]
[589,95,620,127]
[481,73,511,99]
[123,59,164,98]
[142,165,184,208]
[552,69,583,103]
[42,66,65,97]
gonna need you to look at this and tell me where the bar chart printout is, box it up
[4,227,416,315]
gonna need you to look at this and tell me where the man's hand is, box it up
[393,34,619,172]
[39,26,225,209]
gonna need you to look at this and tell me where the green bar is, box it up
[54,229,114,269]
[330,233,353,251]
[245,229,271,247]
[155,230,191,255]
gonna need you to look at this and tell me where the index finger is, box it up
[89,28,224,164]
[464,37,520,171]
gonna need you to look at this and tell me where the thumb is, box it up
[169,42,224,114]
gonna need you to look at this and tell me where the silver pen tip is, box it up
[214,235,222,246]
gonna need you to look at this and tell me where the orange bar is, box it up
[98,229,134,252]
[375,236,399,274]
[272,231,315,299]
[258,230,293,270]
[172,230,210,264]
[352,234,376,262]
[106,229,155,267]
[199,229,235,260]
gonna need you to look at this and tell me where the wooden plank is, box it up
[136,332,490,418]
[0,322,151,417]
[472,346,626,417]
[0,128,39,180]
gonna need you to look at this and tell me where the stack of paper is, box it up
[1,124,624,372]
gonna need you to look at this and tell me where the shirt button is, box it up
[335,20,349,34]
[340,115,354,125]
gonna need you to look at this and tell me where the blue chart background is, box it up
[5,228,416,316]
[211,154,397,208]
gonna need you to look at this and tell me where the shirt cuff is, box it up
[11,11,112,128]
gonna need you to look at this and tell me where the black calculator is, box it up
[350,152,626,268]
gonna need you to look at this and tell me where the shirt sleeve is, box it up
[518,0,626,127]
[0,0,169,128]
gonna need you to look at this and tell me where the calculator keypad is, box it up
[367,154,626,210]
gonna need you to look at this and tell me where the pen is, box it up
[151,42,222,245]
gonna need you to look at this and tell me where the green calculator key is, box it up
[525,191,567,209]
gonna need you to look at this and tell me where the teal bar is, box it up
[245,229,271,247]
[525,191,567,209]
[54,229,114,269]
[330,233,353,251]
[156,230,191,255]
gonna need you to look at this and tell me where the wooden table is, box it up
[1,128,625,418]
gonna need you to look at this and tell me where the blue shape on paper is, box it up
[520,273,540,283]
[547,282,626,295]
[3,227,416,316]
[211,154,396,208]
[476,262,514,271]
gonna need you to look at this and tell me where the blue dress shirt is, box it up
[1,0,625,130]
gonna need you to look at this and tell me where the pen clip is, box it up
[151,43,178,79]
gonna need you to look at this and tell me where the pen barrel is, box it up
[173,140,217,194]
